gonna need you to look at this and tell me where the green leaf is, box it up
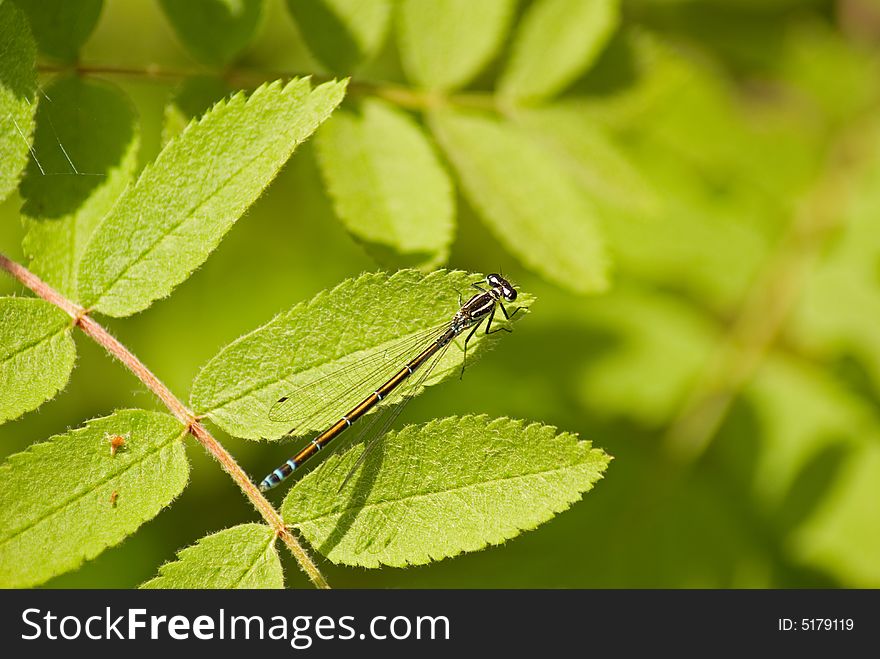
[21,76,139,299]
[0,409,189,588]
[315,98,454,269]
[396,0,515,90]
[431,108,608,295]
[282,415,610,567]
[576,41,806,309]
[140,523,283,589]
[597,136,772,310]
[161,75,232,146]
[779,22,880,126]
[609,39,822,203]
[791,121,880,387]
[500,0,619,102]
[285,0,390,74]
[571,30,696,131]
[794,442,880,586]
[159,0,264,67]
[190,270,533,440]
[77,77,347,317]
[11,0,102,62]
[745,357,880,585]
[0,0,37,204]
[513,104,660,218]
[0,297,75,425]
[577,286,719,427]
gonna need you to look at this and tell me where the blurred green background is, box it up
[3,0,880,588]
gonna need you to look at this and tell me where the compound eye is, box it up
[504,286,517,301]
[487,273,500,286]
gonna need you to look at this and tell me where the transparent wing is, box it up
[332,343,454,559]
[336,338,454,492]
[267,321,451,437]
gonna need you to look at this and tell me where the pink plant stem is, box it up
[0,253,329,589]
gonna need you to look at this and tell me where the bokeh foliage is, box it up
[2,0,880,587]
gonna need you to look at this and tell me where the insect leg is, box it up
[460,317,485,379]
[487,301,526,334]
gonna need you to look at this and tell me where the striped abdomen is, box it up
[259,328,455,491]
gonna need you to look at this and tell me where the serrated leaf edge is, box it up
[0,414,188,548]
[191,268,478,416]
[82,77,346,313]
[140,522,278,589]
[287,414,610,525]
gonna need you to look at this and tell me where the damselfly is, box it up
[258,273,524,492]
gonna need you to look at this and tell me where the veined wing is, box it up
[336,336,454,492]
[267,320,450,437]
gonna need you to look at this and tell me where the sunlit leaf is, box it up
[77,78,346,317]
[315,98,454,269]
[431,108,608,295]
[21,76,139,299]
[500,0,619,102]
[0,297,75,425]
[0,410,189,587]
[0,0,37,203]
[396,0,515,90]
[140,523,283,589]
[190,270,533,440]
[283,415,610,567]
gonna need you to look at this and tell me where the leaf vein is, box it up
[289,458,596,525]
[232,532,276,587]
[0,428,187,548]
[90,136,273,308]
[0,323,68,368]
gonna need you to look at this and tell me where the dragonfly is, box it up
[258,273,524,492]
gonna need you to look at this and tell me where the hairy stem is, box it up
[0,253,329,589]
